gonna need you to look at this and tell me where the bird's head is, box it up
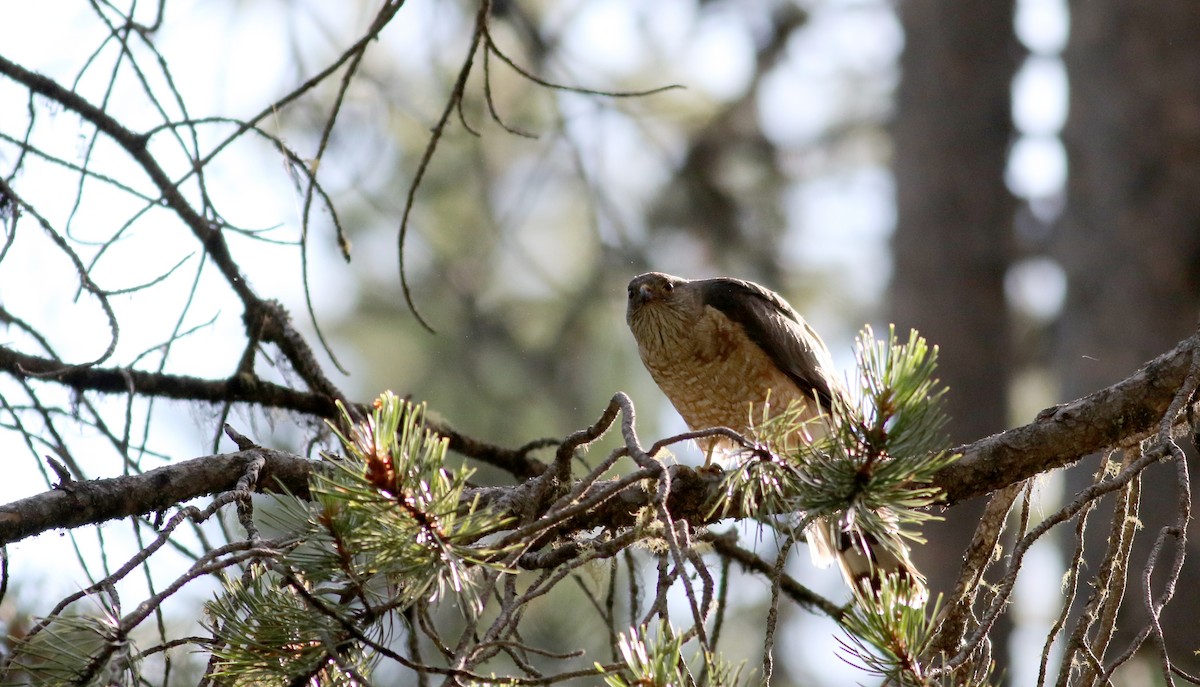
[626,272,702,343]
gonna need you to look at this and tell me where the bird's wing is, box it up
[697,278,843,410]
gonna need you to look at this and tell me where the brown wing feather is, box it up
[697,278,844,410]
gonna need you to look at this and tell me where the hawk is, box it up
[626,271,926,603]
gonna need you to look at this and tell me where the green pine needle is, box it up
[598,621,746,687]
[6,605,133,687]
[719,326,958,546]
[206,392,515,683]
[838,576,940,685]
[205,567,374,686]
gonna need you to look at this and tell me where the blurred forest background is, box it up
[1,0,1198,684]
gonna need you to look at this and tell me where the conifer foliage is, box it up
[189,330,959,685]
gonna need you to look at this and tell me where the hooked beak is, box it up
[629,283,654,308]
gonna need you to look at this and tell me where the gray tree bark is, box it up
[1059,0,1200,673]
[892,0,1018,447]
[890,2,1019,661]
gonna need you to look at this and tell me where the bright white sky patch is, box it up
[785,167,895,300]
[681,9,756,100]
[1016,0,1070,55]
[1013,56,1068,136]
[758,66,839,145]
[1007,135,1067,198]
[558,0,647,77]
[1006,256,1068,322]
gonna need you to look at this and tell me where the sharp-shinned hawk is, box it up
[626,271,926,603]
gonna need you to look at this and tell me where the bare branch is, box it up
[0,344,551,478]
[0,54,352,407]
[935,328,1200,504]
[0,448,313,545]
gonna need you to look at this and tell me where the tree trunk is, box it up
[890,0,1019,677]
[1059,0,1200,673]
[892,0,1018,445]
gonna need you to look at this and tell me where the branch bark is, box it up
[1,330,1195,547]
[0,449,313,545]
[0,344,549,479]
[933,327,1199,505]
[0,54,351,404]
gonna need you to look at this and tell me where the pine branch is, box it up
[0,343,550,479]
[934,327,1200,504]
[205,393,515,683]
[1,329,1196,553]
[0,448,313,545]
[600,621,746,687]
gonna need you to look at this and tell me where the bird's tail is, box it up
[806,515,928,607]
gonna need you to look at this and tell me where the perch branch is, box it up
[1,331,1196,551]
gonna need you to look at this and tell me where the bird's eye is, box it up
[663,282,674,292]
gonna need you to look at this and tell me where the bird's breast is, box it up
[637,305,811,437]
